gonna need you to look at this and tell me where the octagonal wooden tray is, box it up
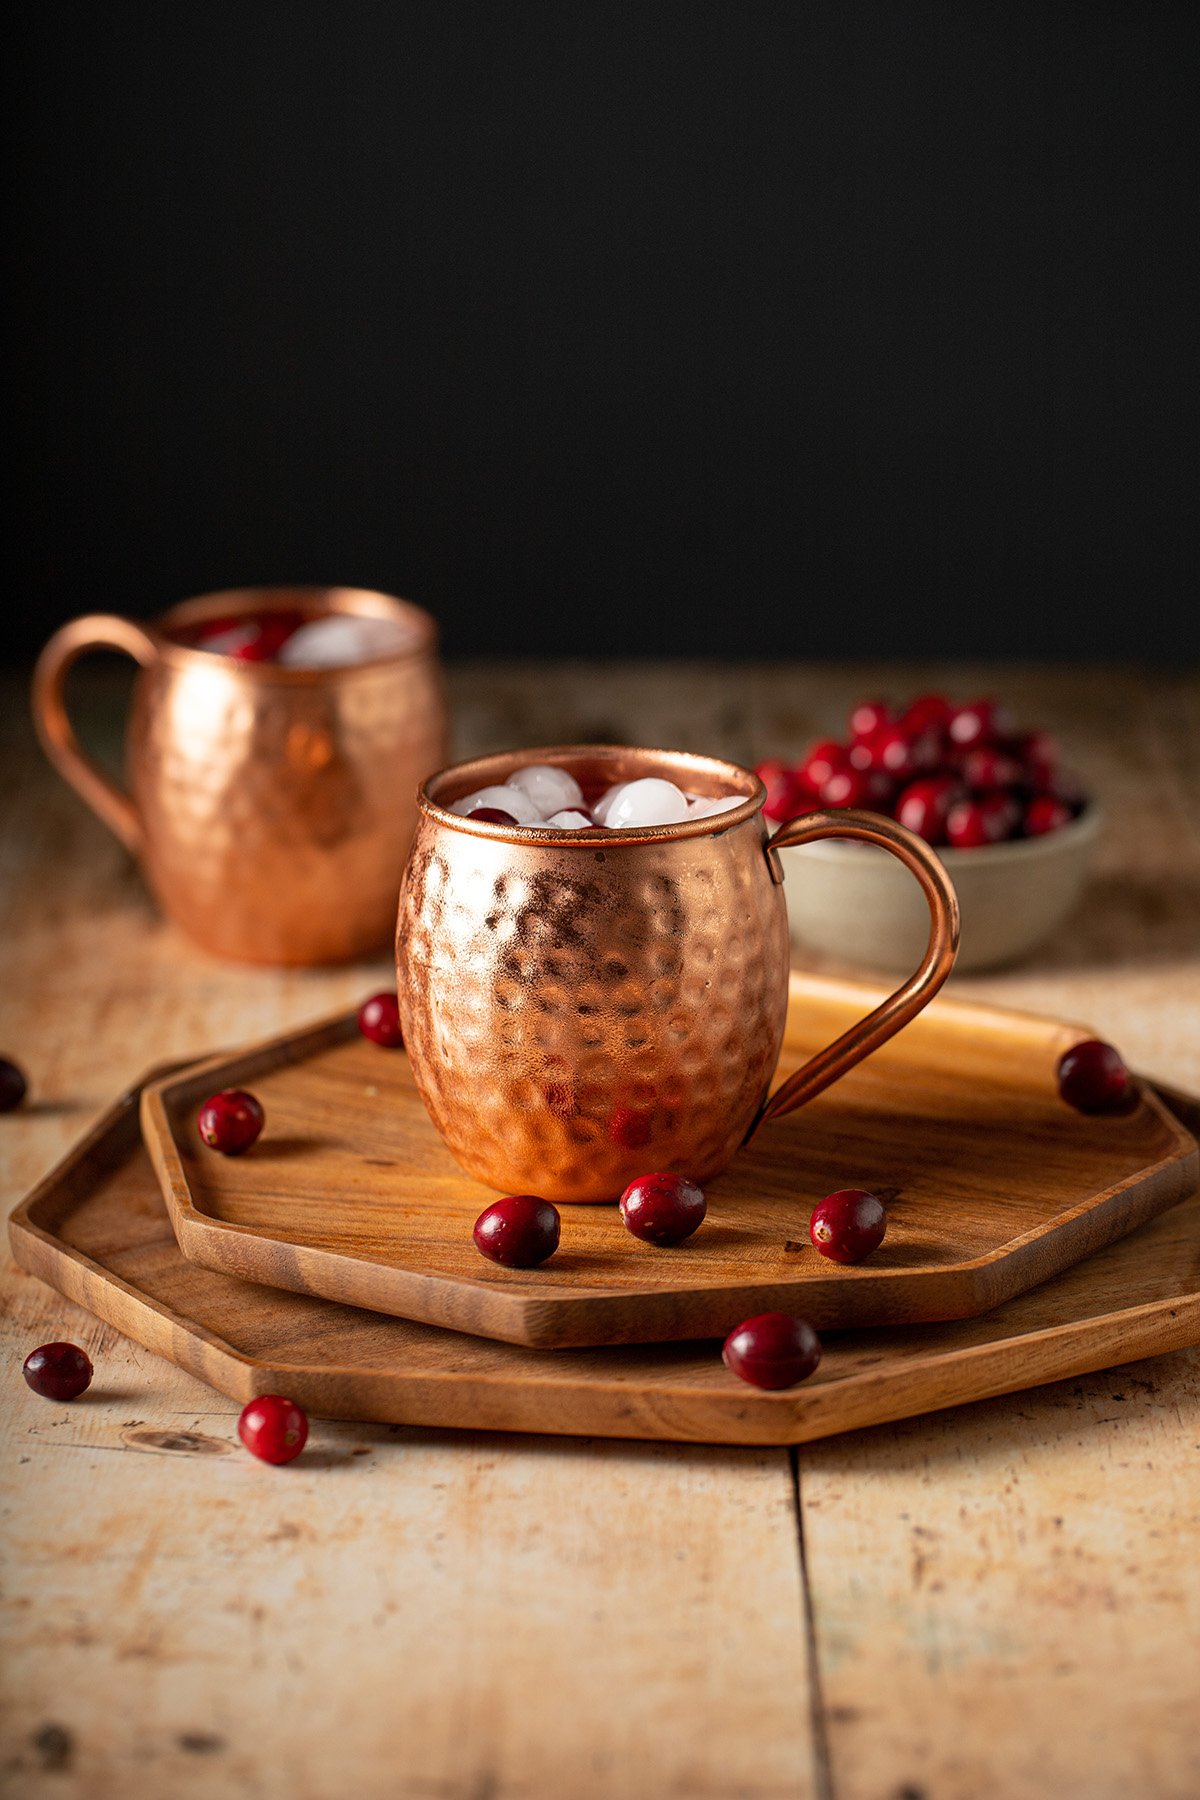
[10,1069,1200,1445]
[138,973,1198,1348]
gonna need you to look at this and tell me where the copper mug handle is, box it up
[31,614,159,857]
[749,808,961,1136]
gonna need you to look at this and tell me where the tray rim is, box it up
[8,1066,1200,1446]
[137,972,1200,1347]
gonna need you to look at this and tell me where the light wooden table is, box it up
[2,663,1197,1800]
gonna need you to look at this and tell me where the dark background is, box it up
[7,3,1197,663]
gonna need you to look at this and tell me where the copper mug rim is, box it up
[132,585,439,684]
[420,744,768,845]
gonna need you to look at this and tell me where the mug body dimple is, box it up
[129,588,447,964]
[396,749,789,1202]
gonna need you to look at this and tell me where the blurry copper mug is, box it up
[397,746,959,1202]
[33,586,447,965]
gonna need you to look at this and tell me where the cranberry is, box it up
[467,806,519,826]
[895,776,958,844]
[849,699,892,741]
[722,1313,822,1390]
[197,612,302,661]
[948,699,1011,749]
[901,693,953,735]
[820,766,872,809]
[809,1189,887,1263]
[619,1173,706,1245]
[357,991,404,1046]
[1057,1039,1134,1115]
[23,1342,93,1401]
[946,792,1015,848]
[1011,730,1059,788]
[0,1057,27,1112]
[755,761,807,823]
[1024,794,1072,837]
[238,1394,308,1464]
[960,745,1022,791]
[863,770,897,809]
[852,726,914,779]
[798,740,847,792]
[197,1088,264,1155]
[473,1195,561,1267]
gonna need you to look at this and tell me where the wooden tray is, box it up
[9,1069,1200,1446]
[139,972,1198,1347]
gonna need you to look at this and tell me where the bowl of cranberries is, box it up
[761,694,1100,972]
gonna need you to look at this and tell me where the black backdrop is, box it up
[8,3,1197,662]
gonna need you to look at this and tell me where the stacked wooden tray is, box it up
[10,974,1199,1446]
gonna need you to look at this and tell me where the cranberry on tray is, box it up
[619,1173,706,1246]
[1057,1040,1135,1115]
[197,1088,265,1155]
[0,1057,27,1113]
[473,1196,561,1268]
[357,991,404,1047]
[722,1313,822,1390]
[809,1189,887,1264]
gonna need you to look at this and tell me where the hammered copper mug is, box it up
[33,586,447,965]
[397,745,960,1202]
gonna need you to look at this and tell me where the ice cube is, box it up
[277,614,418,668]
[542,809,593,830]
[592,782,632,824]
[606,778,690,829]
[687,795,743,819]
[448,785,542,825]
[506,764,584,816]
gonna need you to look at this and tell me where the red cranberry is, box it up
[1024,794,1072,837]
[849,699,892,741]
[238,1394,309,1464]
[946,792,1015,848]
[197,1088,264,1155]
[854,726,914,779]
[619,1173,706,1246]
[1057,1039,1134,1114]
[798,740,847,792]
[1011,729,1059,788]
[357,991,404,1046]
[755,761,807,823]
[23,1342,93,1401]
[473,1195,561,1267]
[722,1313,822,1390]
[863,770,897,809]
[467,806,519,825]
[948,699,1011,749]
[895,776,958,844]
[960,745,1022,790]
[820,766,872,809]
[0,1057,27,1112]
[809,1189,887,1263]
[901,693,953,735]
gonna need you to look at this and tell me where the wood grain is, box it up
[140,973,1197,1346]
[10,1068,1200,1447]
[3,662,1199,1800]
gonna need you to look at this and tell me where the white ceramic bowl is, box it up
[783,805,1103,974]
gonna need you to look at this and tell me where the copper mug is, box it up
[33,586,447,965]
[397,745,960,1202]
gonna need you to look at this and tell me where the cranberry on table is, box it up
[197,1088,264,1155]
[1025,794,1073,837]
[809,1189,887,1264]
[466,806,519,826]
[357,991,404,1047]
[238,1394,309,1464]
[619,1173,706,1246]
[1057,1039,1134,1115]
[0,1057,27,1113]
[23,1342,93,1401]
[722,1313,822,1390]
[473,1195,561,1268]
